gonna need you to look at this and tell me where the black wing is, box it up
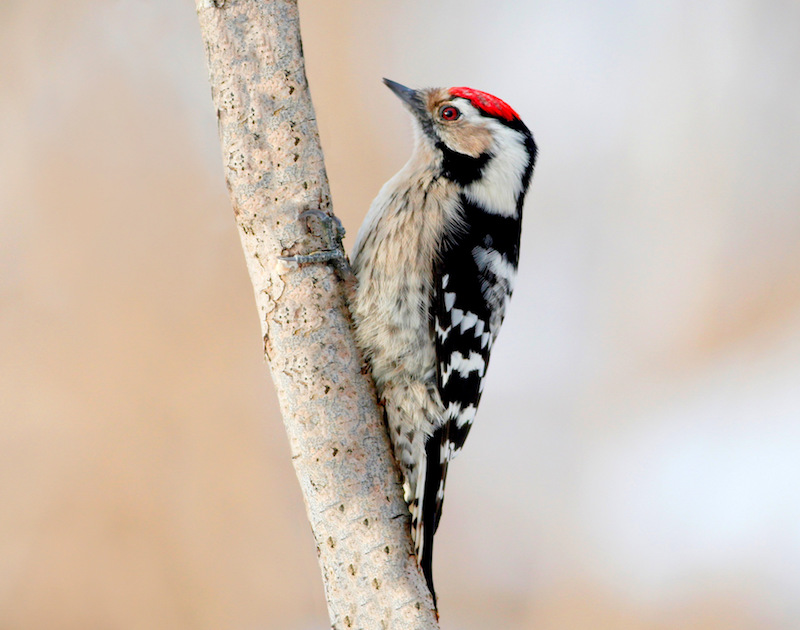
[417,195,521,598]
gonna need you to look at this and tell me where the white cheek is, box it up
[464,122,529,217]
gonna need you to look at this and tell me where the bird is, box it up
[350,78,537,605]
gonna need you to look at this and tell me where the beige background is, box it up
[2,1,799,628]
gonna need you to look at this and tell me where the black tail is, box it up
[419,424,452,608]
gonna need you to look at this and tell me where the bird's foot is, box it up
[279,248,345,265]
[279,209,346,266]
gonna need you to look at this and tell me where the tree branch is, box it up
[195,1,439,627]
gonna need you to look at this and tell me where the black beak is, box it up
[383,78,427,119]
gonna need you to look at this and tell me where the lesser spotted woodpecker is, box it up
[351,79,537,603]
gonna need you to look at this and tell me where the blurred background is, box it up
[2,0,800,628]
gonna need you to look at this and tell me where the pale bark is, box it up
[195,1,439,628]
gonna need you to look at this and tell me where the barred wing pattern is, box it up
[417,195,521,589]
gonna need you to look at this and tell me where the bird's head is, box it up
[383,78,537,216]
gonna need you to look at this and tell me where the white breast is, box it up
[351,159,460,389]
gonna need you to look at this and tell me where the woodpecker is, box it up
[351,79,537,604]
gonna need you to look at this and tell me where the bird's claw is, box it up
[278,249,345,265]
[279,208,346,266]
[298,209,346,241]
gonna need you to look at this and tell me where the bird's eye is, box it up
[440,106,461,121]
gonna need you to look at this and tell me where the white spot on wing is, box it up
[440,351,486,386]
[460,311,479,333]
[441,362,452,386]
[473,247,517,289]
[457,404,478,428]
[451,308,464,327]
[444,292,456,311]
[442,274,450,288]
[445,402,462,419]
[440,440,457,463]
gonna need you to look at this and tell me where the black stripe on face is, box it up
[435,141,491,187]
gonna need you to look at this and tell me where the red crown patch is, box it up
[449,87,520,122]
